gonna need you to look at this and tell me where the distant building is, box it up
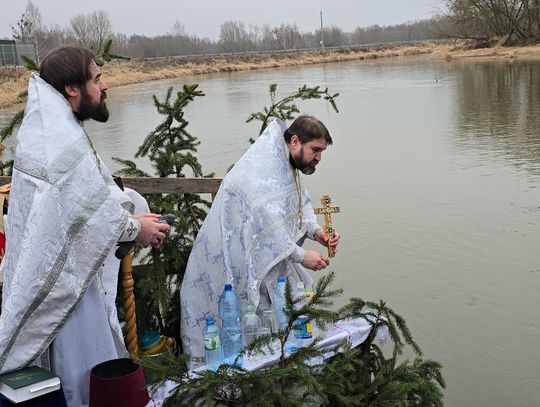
[0,40,37,66]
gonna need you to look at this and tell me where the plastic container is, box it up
[292,282,312,349]
[305,287,317,336]
[203,315,223,371]
[261,309,278,334]
[242,305,261,346]
[140,331,175,357]
[140,331,161,351]
[273,277,287,330]
[218,284,244,365]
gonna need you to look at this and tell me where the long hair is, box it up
[39,47,96,98]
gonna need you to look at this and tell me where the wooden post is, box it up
[121,250,138,356]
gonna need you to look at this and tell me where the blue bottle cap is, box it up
[224,284,232,291]
[277,277,285,283]
[140,331,160,350]
[205,315,215,325]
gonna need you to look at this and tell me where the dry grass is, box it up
[2,41,540,109]
[0,67,28,108]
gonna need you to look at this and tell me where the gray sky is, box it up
[1,0,444,40]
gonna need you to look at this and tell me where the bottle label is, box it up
[204,336,221,350]
[293,317,313,339]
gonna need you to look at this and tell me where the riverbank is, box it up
[1,40,540,109]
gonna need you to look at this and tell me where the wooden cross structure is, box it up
[314,194,340,258]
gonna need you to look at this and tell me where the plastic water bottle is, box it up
[261,309,278,334]
[242,305,261,346]
[203,315,222,371]
[305,287,317,336]
[291,282,310,349]
[261,309,280,354]
[218,284,244,365]
[273,277,287,330]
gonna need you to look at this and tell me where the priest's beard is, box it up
[291,150,317,175]
[75,88,109,122]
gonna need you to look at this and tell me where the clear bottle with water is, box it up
[261,309,280,354]
[203,315,222,371]
[273,277,288,331]
[218,284,244,365]
[293,282,312,347]
[242,305,261,346]
[261,309,278,334]
[305,286,317,336]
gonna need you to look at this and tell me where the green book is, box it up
[0,366,60,404]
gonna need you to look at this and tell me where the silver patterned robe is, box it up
[180,119,321,364]
[0,74,135,406]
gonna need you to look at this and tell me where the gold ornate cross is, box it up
[314,194,340,258]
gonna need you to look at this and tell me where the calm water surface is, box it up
[2,57,540,406]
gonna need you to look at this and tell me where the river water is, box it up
[1,57,540,406]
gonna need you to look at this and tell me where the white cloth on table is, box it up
[180,119,321,364]
[148,317,388,406]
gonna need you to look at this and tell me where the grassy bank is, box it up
[1,40,540,109]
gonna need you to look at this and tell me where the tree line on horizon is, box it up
[6,0,540,62]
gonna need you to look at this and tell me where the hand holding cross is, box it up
[314,194,340,258]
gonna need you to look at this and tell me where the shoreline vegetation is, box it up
[1,40,540,109]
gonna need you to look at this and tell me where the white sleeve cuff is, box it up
[118,218,141,243]
[289,245,305,263]
[307,226,322,240]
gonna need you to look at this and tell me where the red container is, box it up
[89,358,149,407]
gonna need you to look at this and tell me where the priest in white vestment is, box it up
[180,116,339,365]
[0,47,170,407]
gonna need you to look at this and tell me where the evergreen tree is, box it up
[113,85,211,345]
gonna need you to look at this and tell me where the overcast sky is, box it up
[1,0,444,40]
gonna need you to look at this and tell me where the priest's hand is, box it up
[314,228,340,256]
[301,250,330,271]
[135,213,170,249]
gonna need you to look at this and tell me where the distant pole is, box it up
[320,10,325,49]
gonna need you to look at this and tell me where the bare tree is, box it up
[11,1,42,42]
[11,14,33,43]
[272,24,303,50]
[258,24,277,50]
[219,21,254,52]
[70,9,113,52]
[36,24,78,57]
[444,0,540,44]
[317,25,347,47]
[9,1,50,61]
[169,21,187,37]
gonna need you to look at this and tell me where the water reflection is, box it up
[453,60,540,174]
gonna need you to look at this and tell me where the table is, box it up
[147,317,389,406]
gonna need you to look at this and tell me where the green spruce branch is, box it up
[148,269,444,406]
[95,39,131,66]
[246,84,340,142]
